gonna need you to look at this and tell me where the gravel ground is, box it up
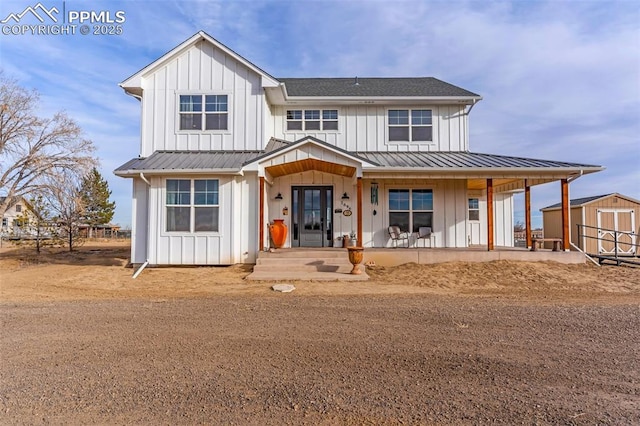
[1,294,639,425]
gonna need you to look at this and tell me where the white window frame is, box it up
[165,178,220,233]
[387,108,433,143]
[176,93,232,133]
[285,109,339,132]
[468,198,480,221]
[388,188,434,233]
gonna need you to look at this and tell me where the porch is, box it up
[246,246,584,281]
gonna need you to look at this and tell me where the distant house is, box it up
[541,193,639,255]
[0,196,35,238]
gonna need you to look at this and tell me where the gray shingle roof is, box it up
[278,77,480,98]
[355,151,602,170]
[542,194,616,210]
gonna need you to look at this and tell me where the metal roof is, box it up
[355,151,602,170]
[115,150,603,176]
[278,77,480,98]
[114,151,262,175]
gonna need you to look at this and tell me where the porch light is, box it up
[275,192,283,200]
[341,192,350,200]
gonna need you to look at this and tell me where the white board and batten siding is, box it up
[134,174,257,266]
[361,179,468,248]
[270,105,468,152]
[140,41,267,157]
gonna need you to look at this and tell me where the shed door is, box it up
[596,209,636,254]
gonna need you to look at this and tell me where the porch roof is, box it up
[113,151,261,176]
[356,151,603,174]
[114,148,603,179]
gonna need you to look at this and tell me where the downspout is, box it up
[133,172,151,279]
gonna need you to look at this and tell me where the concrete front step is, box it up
[258,249,350,259]
[256,257,352,266]
[248,248,368,281]
[246,270,369,281]
[253,264,354,273]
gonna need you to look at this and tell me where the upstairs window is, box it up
[287,109,339,131]
[388,109,432,142]
[166,179,219,232]
[179,95,228,131]
[15,204,22,213]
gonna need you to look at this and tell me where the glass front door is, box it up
[292,186,333,247]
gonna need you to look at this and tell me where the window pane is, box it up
[469,210,480,221]
[411,110,432,125]
[412,212,433,233]
[388,110,409,125]
[179,95,202,112]
[323,121,338,130]
[167,207,190,232]
[389,189,410,210]
[305,110,320,120]
[389,127,409,141]
[412,190,433,210]
[205,113,228,130]
[194,207,219,232]
[305,121,320,130]
[323,110,338,120]
[287,110,302,120]
[287,121,302,131]
[167,179,190,205]
[205,95,227,112]
[412,126,432,141]
[180,114,202,130]
[194,180,218,205]
[389,212,410,233]
[468,198,479,209]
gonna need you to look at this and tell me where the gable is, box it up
[120,31,279,96]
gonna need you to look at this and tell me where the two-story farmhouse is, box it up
[115,31,603,265]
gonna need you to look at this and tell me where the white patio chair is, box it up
[388,226,410,248]
[416,226,433,248]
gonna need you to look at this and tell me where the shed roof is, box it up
[541,193,640,211]
[278,77,480,98]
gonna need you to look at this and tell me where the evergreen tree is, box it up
[79,168,116,236]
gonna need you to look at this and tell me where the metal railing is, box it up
[576,224,639,265]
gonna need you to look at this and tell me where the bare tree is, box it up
[46,172,86,252]
[0,72,97,217]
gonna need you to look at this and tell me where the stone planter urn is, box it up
[269,219,287,248]
[347,246,364,275]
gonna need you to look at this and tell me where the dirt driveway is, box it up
[1,241,639,424]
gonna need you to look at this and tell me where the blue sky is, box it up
[1,0,638,229]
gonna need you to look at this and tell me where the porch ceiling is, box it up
[468,178,519,190]
[265,158,357,178]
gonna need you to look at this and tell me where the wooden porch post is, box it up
[259,176,265,251]
[525,180,532,249]
[561,178,570,251]
[487,178,494,251]
[357,177,363,247]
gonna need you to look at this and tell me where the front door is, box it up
[292,186,333,247]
